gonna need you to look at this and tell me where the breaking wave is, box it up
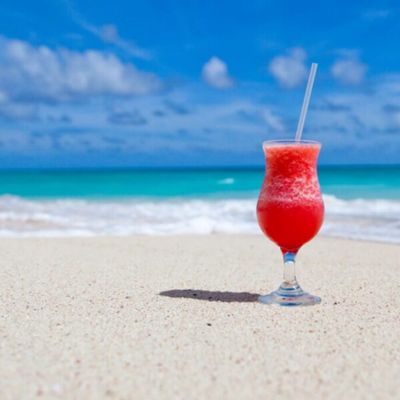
[0,194,399,243]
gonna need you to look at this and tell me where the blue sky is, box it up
[0,0,399,168]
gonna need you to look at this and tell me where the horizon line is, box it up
[0,163,399,172]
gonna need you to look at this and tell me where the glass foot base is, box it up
[258,284,321,307]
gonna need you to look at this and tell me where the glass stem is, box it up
[282,252,299,289]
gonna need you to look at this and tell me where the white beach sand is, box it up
[0,235,399,399]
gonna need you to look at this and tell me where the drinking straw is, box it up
[295,63,318,142]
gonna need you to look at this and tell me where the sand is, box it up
[0,235,399,399]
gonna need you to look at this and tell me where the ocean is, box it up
[0,166,399,242]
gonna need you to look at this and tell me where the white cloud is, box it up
[63,0,150,59]
[309,73,400,147]
[202,57,234,89]
[260,108,285,132]
[0,36,161,104]
[85,23,151,60]
[269,48,308,88]
[2,77,400,164]
[0,102,39,121]
[331,58,367,85]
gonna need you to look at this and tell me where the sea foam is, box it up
[0,194,399,243]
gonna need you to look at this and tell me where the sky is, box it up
[0,0,400,168]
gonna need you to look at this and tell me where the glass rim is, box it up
[262,139,321,148]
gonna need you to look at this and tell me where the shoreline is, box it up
[0,232,398,247]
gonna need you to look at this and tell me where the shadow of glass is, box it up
[159,289,260,303]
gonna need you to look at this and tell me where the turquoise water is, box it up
[0,166,399,200]
[0,166,399,241]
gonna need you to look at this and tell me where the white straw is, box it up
[295,63,318,142]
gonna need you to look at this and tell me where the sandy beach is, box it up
[0,235,399,399]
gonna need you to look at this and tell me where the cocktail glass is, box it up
[257,140,324,306]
